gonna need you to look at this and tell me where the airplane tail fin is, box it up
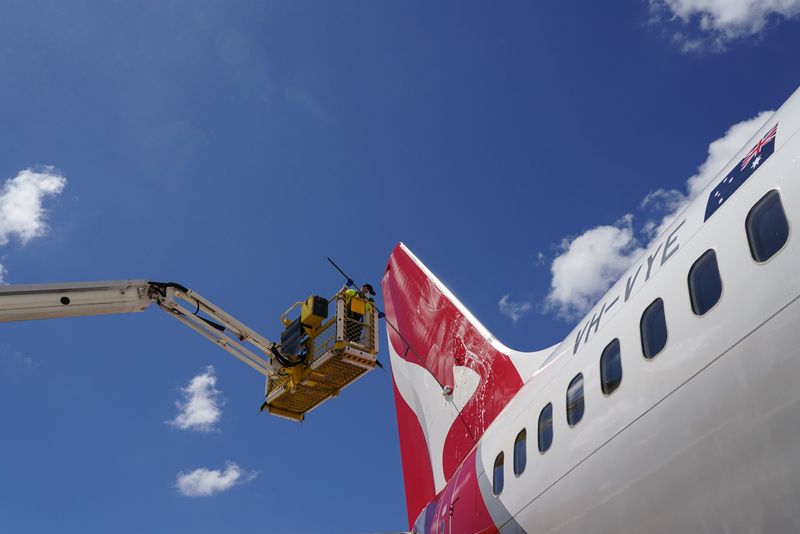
[381,243,527,527]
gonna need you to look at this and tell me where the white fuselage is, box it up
[475,100,800,532]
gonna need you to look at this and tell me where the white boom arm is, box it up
[0,280,275,376]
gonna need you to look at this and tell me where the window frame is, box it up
[745,189,790,264]
[688,249,723,316]
[566,373,585,427]
[600,338,622,396]
[640,297,668,360]
[538,403,553,454]
[513,429,527,477]
[492,451,504,496]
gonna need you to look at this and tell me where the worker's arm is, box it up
[0,280,274,376]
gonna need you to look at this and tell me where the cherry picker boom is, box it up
[0,280,379,421]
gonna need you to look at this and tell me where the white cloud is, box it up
[0,167,66,246]
[544,110,773,322]
[498,294,532,324]
[686,110,775,196]
[545,215,645,320]
[652,0,800,51]
[642,110,773,238]
[175,462,256,497]
[0,344,38,370]
[168,366,223,432]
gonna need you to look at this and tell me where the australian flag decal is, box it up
[705,123,778,221]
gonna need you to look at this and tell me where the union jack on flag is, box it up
[705,123,779,221]
[740,123,778,171]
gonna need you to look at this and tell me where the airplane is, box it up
[381,85,800,533]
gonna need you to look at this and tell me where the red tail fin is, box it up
[381,243,526,527]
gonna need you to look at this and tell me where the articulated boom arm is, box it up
[0,279,380,421]
[0,280,274,376]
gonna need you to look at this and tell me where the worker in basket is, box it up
[341,282,375,344]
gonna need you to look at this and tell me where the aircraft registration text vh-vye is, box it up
[381,85,800,533]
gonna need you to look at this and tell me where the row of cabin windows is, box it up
[492,189,791,496]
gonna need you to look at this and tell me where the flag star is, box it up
[718,197,724,205]
[751,155,762,169]
[714,191,720,197]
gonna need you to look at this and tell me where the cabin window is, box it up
[746,189,789,263]
[688,250,722,315]
[641,298,667,359]
[513,429,527,476]
[538,403,553,453]
[600,339,622,395]
[492,452,504,495]
[566,373,585,427]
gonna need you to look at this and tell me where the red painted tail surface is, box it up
[381,243,525,528]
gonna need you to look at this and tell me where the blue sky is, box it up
[0,2,799,533]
